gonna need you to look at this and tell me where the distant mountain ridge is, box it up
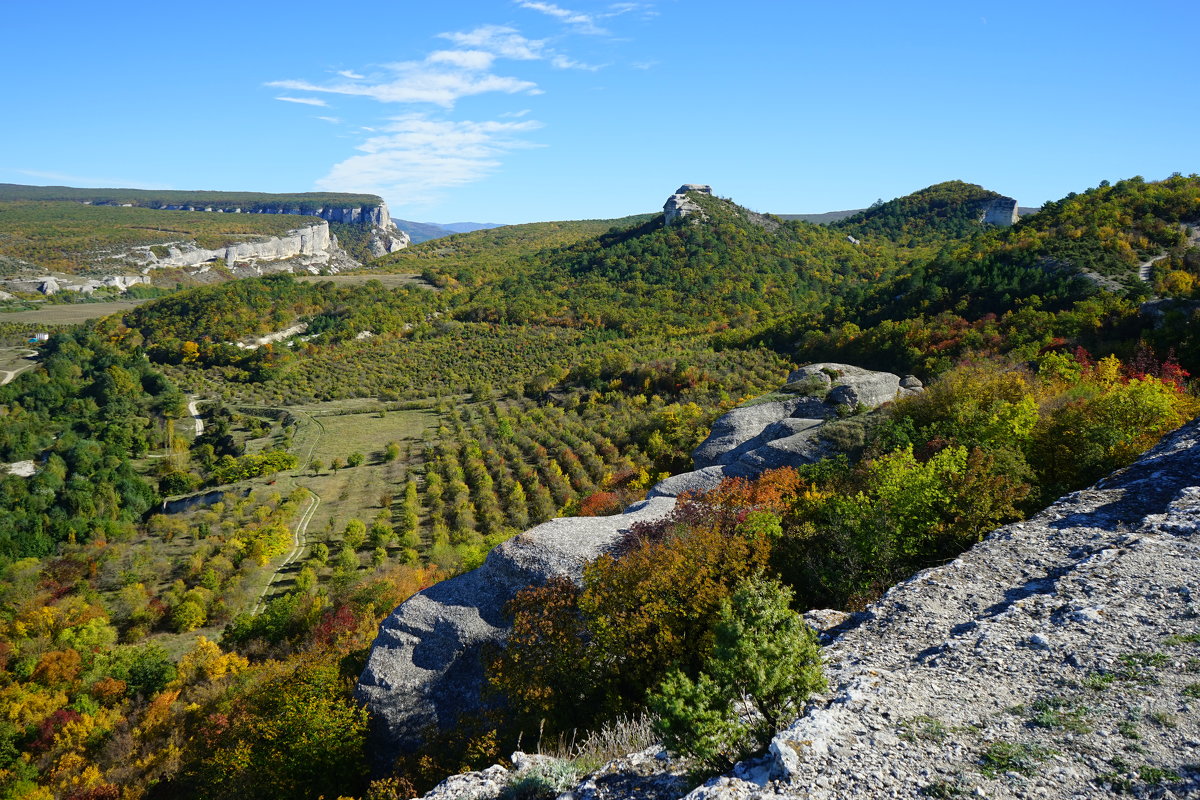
[391,218,503,244]
[0,183,383,215]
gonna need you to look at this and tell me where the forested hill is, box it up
[880,173,1200,317]
[4,172,1200,800]
[388,190,908,332]
[830,180,1015,245]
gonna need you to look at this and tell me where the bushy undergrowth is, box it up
[480,348,1197,775]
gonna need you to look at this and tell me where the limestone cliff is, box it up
[979,195,1019,226]
[151,199,410,255]
[355,364,913,770]
[108,220,361,277]
[664,184,713,224]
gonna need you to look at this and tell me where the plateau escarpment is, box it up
[96,197,409,257]
[128,221,343,272]
[0,185,408,290]
[356,364,915,770]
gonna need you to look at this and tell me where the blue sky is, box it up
[2,1,1197,223]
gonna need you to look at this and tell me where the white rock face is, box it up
[980,196,1019,226]
[664,184,713,224]
[125,221,335,270]
[0,274,151,295]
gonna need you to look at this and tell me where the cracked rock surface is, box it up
[686,416,1200,799]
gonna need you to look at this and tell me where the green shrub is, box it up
[650,575,825,771]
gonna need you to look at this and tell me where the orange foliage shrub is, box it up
[492,492,775,733]
[32,649,82,688]
[578,491,622,517]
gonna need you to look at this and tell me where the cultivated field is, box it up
[225,399,438,601]
[0,298,148,324]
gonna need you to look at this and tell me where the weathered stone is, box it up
[787,363,917,408]
[398,391,1200,800]
[979,195,1019,226]
[684,414,1200,799]
[356,496,677,770]
[664,185,713,224]
[421,764,509,800]
[691,398,824,470]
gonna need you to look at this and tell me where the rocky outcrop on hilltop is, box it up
[356,364,914,770]
[980,195,1019,226]
[402,412,1200,800]
[664,184,713,224]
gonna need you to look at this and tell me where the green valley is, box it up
[1,173,1199,800]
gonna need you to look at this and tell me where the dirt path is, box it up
[187,397,203,437]
[0,349,37,386]
[1137,223,1199,282]
[248,408,327,614]
[251,488,320,614]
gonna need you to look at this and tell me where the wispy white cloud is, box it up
[275,17,621,206]
[517,1,656,32]
[269,39,540,108]
[438,25,547,61]
[517,1,607,35]
[427,49,497,70]
[275,95,329,107]
[271,73,536,108]
[315,115,543,204]
[551,54,601,71]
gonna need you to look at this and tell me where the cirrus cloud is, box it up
[315,115,544,205]
[275,96,329,107]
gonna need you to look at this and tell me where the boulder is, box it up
[665,363,918,499]
[691,398,826,469]
[663,184,713,224]
[356,496,677,770]
[786,362,917,409]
